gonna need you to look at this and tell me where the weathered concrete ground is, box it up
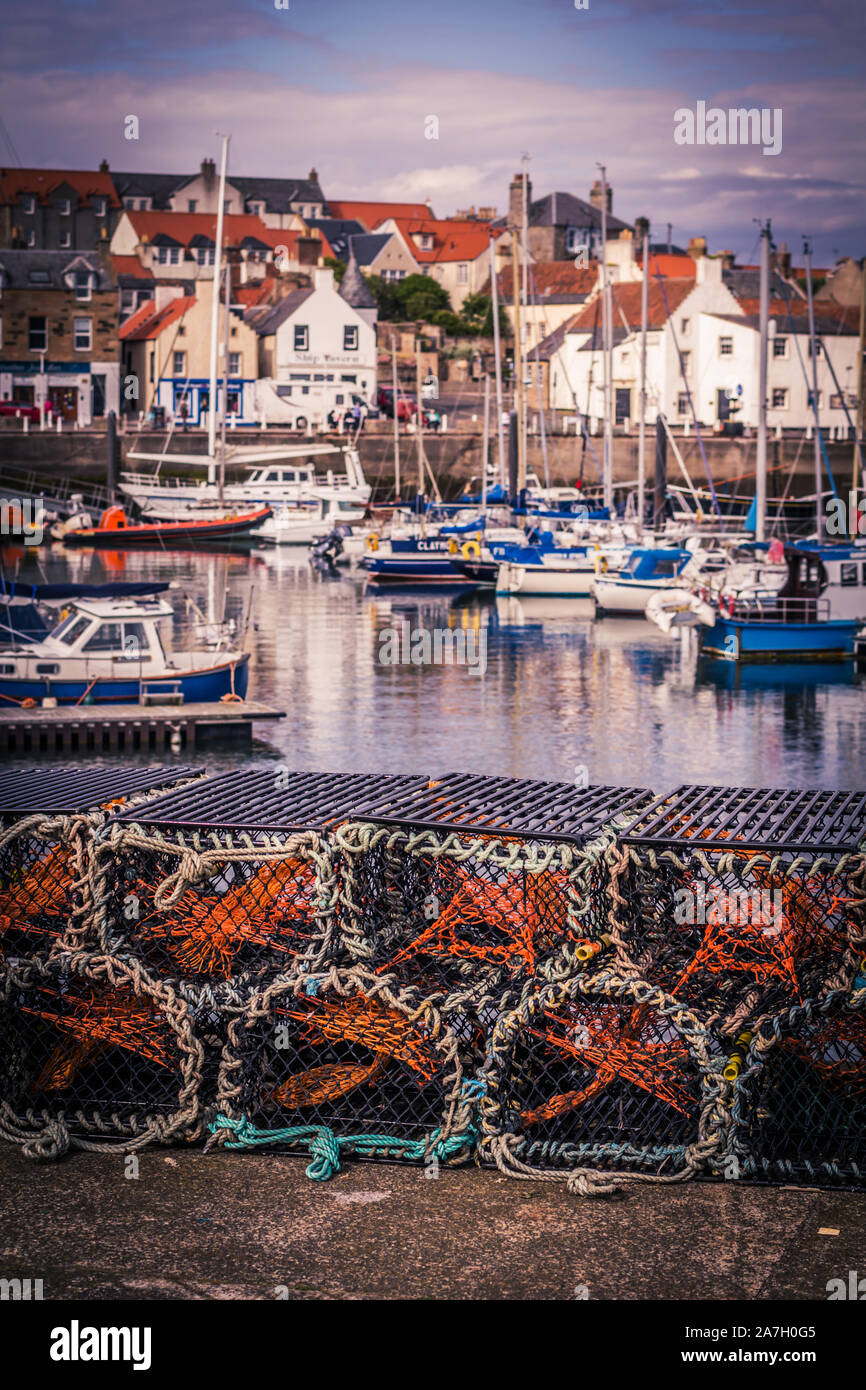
[1,1145,863,1300]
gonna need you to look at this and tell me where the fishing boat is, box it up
[591,548,692,616]
[120,445,371,519]
[361,534,473,585]
[59,505,271,549]
[696,541,866,663]
[0,593,249,705]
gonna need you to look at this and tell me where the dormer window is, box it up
[188,199,198,213]
[195,246,215,265]
[74,271,92,300]
[94,198,107,217]
[59,198,71,216]
[23,195,36,215]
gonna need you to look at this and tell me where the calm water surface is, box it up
[8,545,866,792]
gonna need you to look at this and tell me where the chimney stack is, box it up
[589,179,612,214]
[201,158,216,185]
[634,215,649,242]
[508,171,531,230]
[687,235,707,260]
[777,241,792,277]
[99,159,110,173]
[308,167,318,184]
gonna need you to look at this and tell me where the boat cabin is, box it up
[780,542,866,622]
[37,597,173,664]
[620,548,691,582]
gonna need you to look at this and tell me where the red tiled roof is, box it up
[383,216,499,264]
[570,278,694,334]
[234,279,275,308]
[119,295,195,341]
[496,262,597,299]
[638,253,697,279]
[111,254,153,280]
[0,167,121,208]
[124,209,276,247]
[328,199,433,228]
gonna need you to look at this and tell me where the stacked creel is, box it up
[0,766,206,1158]
[605,786,866,1188]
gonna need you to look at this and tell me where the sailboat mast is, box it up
[415,348,426,535]
[207,134,231,479]
[637,227,649,529]
[803,239,823,538]
[391,335,401,501]
[219,258,231,503]
[755,220,771,543]
[482,372,490,514]
[489,237,506,488]
[598,163,613,513]
[512,233,525,511]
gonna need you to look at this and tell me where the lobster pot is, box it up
[729,990,866,1188]
[0,949,204,1158]
[97,769,431,987]
[0,766,202,961]
[337,776,654,1050]
[211,967,476,1173]
[611,787,866,1038]
[480,966,726,1181]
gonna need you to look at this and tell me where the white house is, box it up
[247,261,377,427]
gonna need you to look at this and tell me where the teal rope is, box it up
[208,1114,476,1180]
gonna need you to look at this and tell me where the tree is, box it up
[397,274,452,321]
[324,256,346,284]
[364,273,404,320]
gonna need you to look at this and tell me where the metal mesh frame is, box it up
[336,820,613,1054]
[480,964,729,1189]
[0,948,204,1158]
[729,988,866,1188]
[606,838,866,1039]
[92,824,343,988]
[209,965,479,1176]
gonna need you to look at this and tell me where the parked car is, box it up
[376,386,418,420]
[0,399,53,422]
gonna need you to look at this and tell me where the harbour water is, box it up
[6,544,866,791]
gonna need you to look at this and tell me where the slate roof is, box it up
[339,248,376,310]
[0,167,121,209]
[245,287,315,336]
[305,218,366,261]
[232,175,326,214]
[493,192,630,235]
[0,249,113,291]
[347,233,392,268]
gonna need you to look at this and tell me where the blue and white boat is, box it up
[591,548,693,615]
[0,593,250,705]
[361,534,473,585]
[697,541,866,663]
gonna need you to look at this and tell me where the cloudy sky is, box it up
[1,0,864,261]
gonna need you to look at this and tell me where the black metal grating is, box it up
[351,773,655,844]
[0,765,201,819]
[112,769,432,832]
[622,785,866,854]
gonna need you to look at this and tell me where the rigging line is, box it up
[652,256,721,516]
[527,264,550,487]
[770,242,839,501]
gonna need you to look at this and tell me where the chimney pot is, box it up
[589,179,612,214]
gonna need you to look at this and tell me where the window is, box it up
[23,195,35,215]
[27,229,36,248]
[83,622,123,653]
[772,335,788,359]
[680,317,690,334]
[282,471,296,482]
[195,247,214,266]
[677,392,690,416]
[124,197,136,209]
[457,263,469,285]
[155,246,181,265]
[188,200,197,213]
[808,341,823,358]
[35,663,60,675]
[228,352,240,375]
[58,198,71,216]
[58,616,91,646]
[74,317,91,351]
[680,350,691,376]
[841,563,858,587]
[29,269,50,284]
[149,350,155,384]
[718,336,733,357]
[94,198,106,217]
[223,200,231,214]
[249,201,265,217]
[120,622,150,658]
[173,351,186,376]
[74,272,91,301]
[59,231,71,249]
[294,325,309,351]
[771,387,788,409]
[343,325,358,351]
[28,316,47,351]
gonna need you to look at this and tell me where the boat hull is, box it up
[62,510,270,548]
[699,618,859,663]
[591,578,672,615]
[496,561,602,597]
[0,653,249,705]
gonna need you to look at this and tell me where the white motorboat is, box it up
[591,547,694,615]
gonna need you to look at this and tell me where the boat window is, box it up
[840,562,858,587]
[36,663,60,674]
[282,471,296,482]
[57,616,91,646]
[82,621,124,653]
[0,664,15,674]
[121,621,151,658]
[264,471,281,482]
[653,560,680,576]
